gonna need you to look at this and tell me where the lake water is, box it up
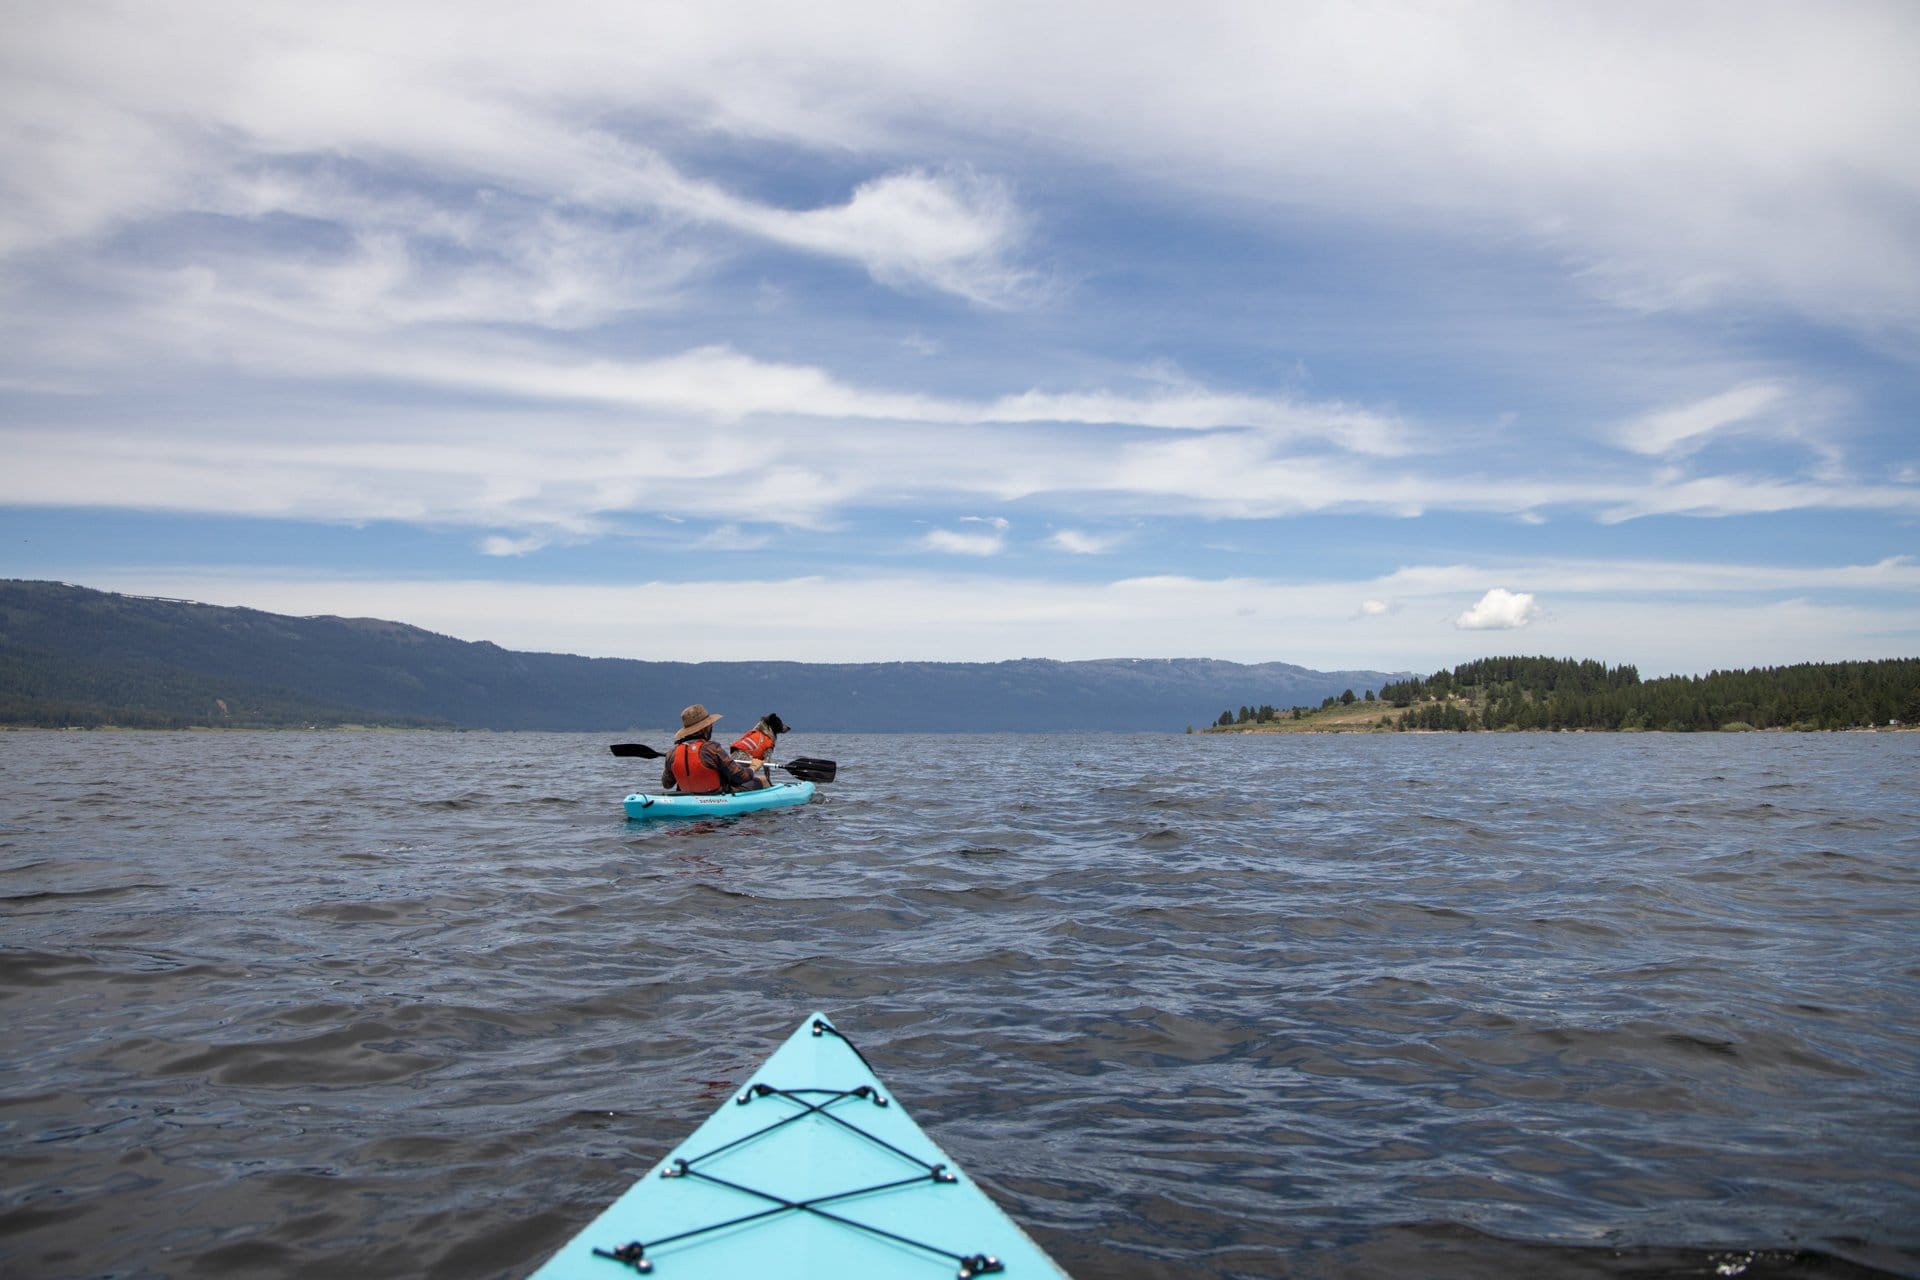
[2,730,1917,1279]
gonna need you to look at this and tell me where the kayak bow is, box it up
[531,1012,1069,1279]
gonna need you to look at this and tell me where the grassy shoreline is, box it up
[1199,700,1914,735]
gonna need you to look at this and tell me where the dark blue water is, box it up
[2,730,1917,1279]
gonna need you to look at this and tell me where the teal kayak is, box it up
[623,781,815,820]
[530,1012,1069,1279]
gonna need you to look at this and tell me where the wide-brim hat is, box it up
[674,703,723,741]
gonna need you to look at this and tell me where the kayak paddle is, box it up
[610,742,837,784]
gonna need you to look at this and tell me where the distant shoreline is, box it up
[0,723,461,733]
[1202,724,1915,735]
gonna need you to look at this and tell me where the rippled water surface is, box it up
[3,730,1918,1279]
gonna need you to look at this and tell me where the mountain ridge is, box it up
[0,580,1406,732]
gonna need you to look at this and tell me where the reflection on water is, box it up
[2,729,1917,1278]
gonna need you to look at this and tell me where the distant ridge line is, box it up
[0,579,1407,732]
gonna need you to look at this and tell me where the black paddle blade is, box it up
[781,756,837,783]
[609,742,665,759]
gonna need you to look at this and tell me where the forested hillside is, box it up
[1209,655,1918,733]
[0,580,1397,731]
[1378,655,1919,731]
[0,647,447,730]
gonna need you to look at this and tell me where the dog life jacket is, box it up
[670,741,725,793]
[731,727,776,760]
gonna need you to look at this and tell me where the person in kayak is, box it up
[663,704,767,794]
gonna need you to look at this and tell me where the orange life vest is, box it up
[670,741,725,794]
[731,727,776,760]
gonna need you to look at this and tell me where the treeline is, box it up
[0,650,449,729]
[1216,688,1374,725]
[1385,656,1919,732]
[1380,657,1641,706]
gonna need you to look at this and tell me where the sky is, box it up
[2,0,1917,675]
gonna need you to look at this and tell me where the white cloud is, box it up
[479,533,550,557]
[179,169,714,332]
[1047,528,1123,554]
[982,387,1410,455]
[698,524,773,551]
[1454,587,1541,630]
[1593,474,1920,523]
[1359,598,1393,617]
[727,167,1034,306]
[1617,381,1791,457]
[612,157,1036,305]
[924,521,1008,555]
